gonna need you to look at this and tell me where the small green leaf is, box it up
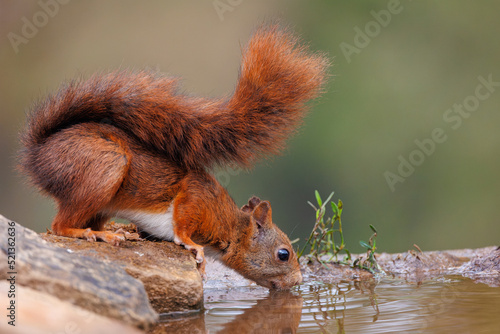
[369,224,377,233]
[331,201,339,216]
[338,200,343,215]
[359,240,371,249]
[344,249,351,261]
[315,190,322,207]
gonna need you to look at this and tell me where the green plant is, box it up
[298,190,383,274]
[355,224,383,273]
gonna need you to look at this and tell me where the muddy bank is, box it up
[0,215,202,332]
[40,221,203,314]
[304,246,500,287]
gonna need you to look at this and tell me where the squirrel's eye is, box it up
[277,248,290,262]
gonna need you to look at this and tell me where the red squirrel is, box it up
[19,25,328,290]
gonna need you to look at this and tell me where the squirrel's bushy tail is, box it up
[225,25,329,167]
[20,25,329,170]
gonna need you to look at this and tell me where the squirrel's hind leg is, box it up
[51,209,125,246]
[43,124,131,245]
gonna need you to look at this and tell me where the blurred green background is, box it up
[1,1,498,253]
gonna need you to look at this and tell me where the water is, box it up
[158,276,500,333]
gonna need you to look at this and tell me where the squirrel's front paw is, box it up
[198,261,207,281]
[174,237,206,280]
[189,246,206,280]
[193,250,207,280]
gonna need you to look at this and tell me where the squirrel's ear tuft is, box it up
[252,201,272,228]
[241,196,262,213]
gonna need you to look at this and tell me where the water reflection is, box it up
[154,276,500,333]
[298,280,381,333]
[200,288,304,333]
[215,290,303,334]
[297,277,500,333]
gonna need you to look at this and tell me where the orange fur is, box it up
[18,25,329,290]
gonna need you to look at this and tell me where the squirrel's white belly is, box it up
[113,205,176,241]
